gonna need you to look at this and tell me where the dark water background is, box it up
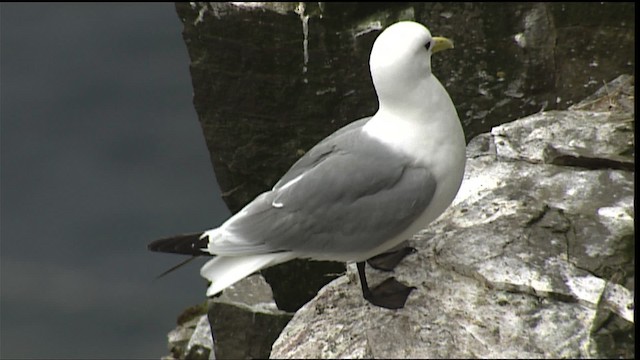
[1,3,230,358]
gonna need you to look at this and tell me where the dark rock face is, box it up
[175,2,377,214]
[206,275,293,359]
[175,2,634,215]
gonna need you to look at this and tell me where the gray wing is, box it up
[273,117,371,189]
[217,120,436,257]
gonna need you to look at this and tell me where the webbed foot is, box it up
[366,246,417,271]
[357,262,416,309]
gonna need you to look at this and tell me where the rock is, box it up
[164,302,209,360]
[173,2,634,315]
[185,315,214,360]
[163,274,293,360]
[270,77,634,358]
[207,274,294,359]
[491,74,634,172]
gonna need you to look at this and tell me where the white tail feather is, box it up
[200,253,295,296]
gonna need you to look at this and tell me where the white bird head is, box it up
[369,21,453,107]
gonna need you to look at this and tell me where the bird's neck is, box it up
[363,75,464,167]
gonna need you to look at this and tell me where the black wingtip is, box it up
[148,232,208,256]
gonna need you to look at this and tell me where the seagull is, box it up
[149,21,466,309]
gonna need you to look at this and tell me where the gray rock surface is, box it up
[270,76,634,358]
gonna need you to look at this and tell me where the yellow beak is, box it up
[432,36,454,53]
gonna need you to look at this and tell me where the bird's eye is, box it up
[425,41,431,50]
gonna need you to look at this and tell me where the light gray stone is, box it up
[185,315,214,360]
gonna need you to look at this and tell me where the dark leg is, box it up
[206,301,217,344]
[357,262,373,299]
[357,262,416,309]
[206,301,217,359]
[367,246,417,271]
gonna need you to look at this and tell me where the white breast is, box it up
[358,75,466,260]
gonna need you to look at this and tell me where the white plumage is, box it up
[150,21,465,308]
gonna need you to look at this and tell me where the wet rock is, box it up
[270,77,634,358]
